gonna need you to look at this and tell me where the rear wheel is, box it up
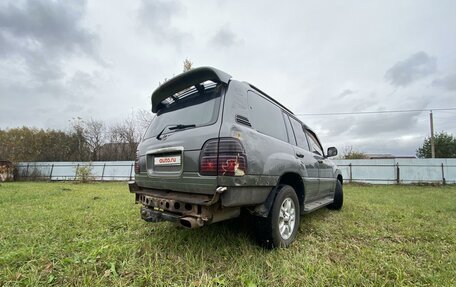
[327,180,343,210]
[254,185,300,248]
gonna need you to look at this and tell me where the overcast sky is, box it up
[1,0,455,156]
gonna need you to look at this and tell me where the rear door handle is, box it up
[296,153,304,158]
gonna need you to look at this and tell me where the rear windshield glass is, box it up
[144,85,223,139]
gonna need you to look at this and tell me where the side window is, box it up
[306,131,324,156]
[283,113,296,145]
[289,117,310,150]
[247,91,287,142]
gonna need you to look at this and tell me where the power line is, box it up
[295,107,456,116]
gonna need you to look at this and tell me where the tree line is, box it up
[0,112,153,163]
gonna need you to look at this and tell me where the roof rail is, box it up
[246,83,294,115]
[151,67,231,113]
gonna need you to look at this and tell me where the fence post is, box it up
[49,164,54,181]
[129,163,134,181]
[25,164,30,181]
[349,163,353,183]
[74,163,79,181]
[441,163,446,185]
[396,163,400,184]
[101,163,106,181]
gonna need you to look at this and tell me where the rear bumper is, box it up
[129,181,240,227]
[129,180,272,208]
[128,174,276,226]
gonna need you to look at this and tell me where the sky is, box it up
[1,0,455,156]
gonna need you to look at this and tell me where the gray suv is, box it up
[129,67,343,248]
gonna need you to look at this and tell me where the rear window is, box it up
[144,84,222,139]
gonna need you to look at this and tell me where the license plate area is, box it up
[154,155,181,166]
[146,146,184,176]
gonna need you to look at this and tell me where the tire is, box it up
[327,180,343,210]
[254,185,300,249]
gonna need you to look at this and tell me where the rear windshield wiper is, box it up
[156,124,196,140]
[169,124,196,130]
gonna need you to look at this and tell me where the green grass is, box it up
[0,182,455,286]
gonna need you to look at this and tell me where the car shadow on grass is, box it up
[138,206,334,255]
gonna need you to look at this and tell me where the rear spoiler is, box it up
[151,66,232,113]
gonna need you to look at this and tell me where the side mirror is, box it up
[327,147,338,157]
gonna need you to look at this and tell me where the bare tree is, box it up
[118,116,140,160]
[70,117,90,161]
[83,118,106,161]
[135,109,154,138]
[102,115,141,161]
[183,58,193,72]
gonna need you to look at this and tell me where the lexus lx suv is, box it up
[129,67,343,248]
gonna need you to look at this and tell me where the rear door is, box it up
[287,116,320,202]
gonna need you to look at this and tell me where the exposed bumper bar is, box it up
[141,207,180,223]
[132,181,239,228]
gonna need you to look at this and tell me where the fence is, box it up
[14,159,456,184]
[16,161,135,181]
[334,158,456,184]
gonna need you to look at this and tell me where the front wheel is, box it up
[327,180,343,210]
[254,185,300,248]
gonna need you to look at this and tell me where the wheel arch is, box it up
[336,171,343,185]
[278,172,305,211]
[252,172,305,217]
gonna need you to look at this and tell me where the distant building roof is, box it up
[366,153,416,159]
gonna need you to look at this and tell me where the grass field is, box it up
[0,182,455,286]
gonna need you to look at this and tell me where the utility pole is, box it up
[430,110,435,158]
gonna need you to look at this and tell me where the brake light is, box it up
[199,138,247,176]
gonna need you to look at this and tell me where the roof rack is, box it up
[246,83,294,115]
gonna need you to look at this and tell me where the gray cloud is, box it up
[0,69,101,129]
[0,0,104,129]
[432,73,456,91]
[347,112,422,137]
[338,89,356,98]
[353,135,423,155]
[137,0,190,48]
[385,51,436,87]
[210,27,243,48]
[0,0,98,81]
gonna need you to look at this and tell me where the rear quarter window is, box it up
[247,91,287,142]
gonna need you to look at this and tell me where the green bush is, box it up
[75,164,94,183]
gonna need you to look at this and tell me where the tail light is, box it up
[134,156,140,174]
[199,138,247,176]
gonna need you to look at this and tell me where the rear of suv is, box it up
[129,67,343,248]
